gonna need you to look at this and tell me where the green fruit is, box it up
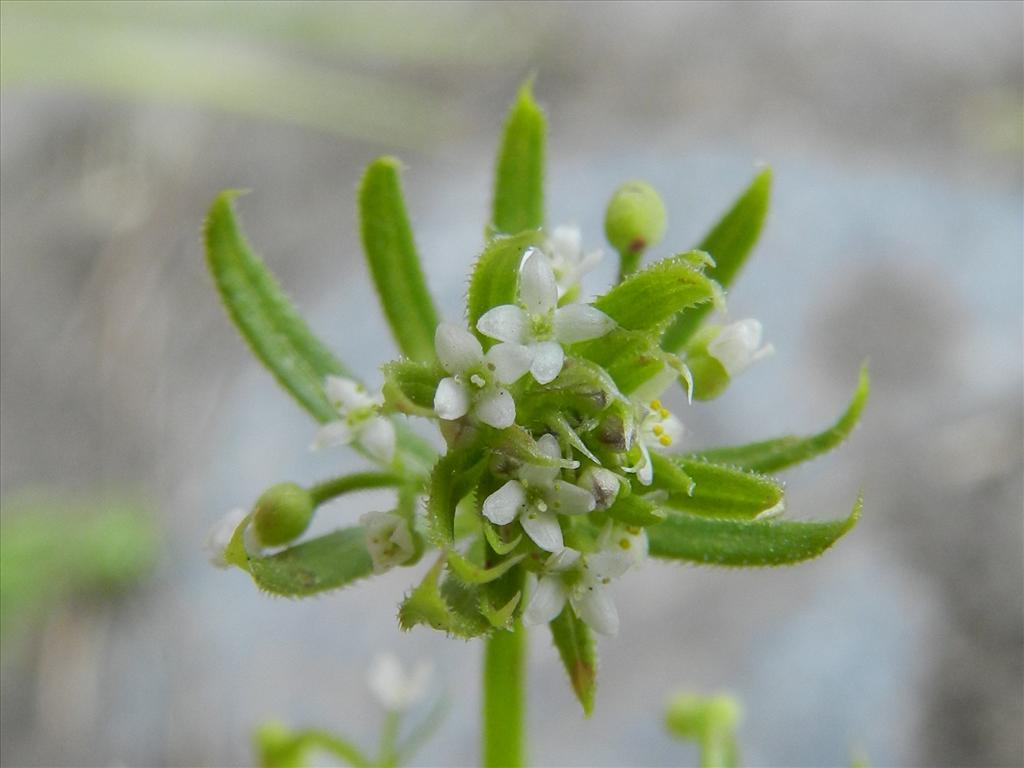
[604,180,667,256]
[252,483,314,547]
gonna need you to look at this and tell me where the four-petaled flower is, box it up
[543,225,603,298]
[708,318,774,378]
[313,376,396,464]
[522,524,648,636]
[433,322,533,429]
[360,510,416,574]
[630,397,685,485]
[482,434,596,552]
[476,248,616,385]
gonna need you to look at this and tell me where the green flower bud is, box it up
[604,180,667,258]
[251,482,314,547]
[665,692,741,742]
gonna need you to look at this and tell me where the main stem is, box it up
[482,620,526,767]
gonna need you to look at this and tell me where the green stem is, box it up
[378,710,401,768]
[308,471,404,506]
[617,247,644,282]
[482,621,526,768]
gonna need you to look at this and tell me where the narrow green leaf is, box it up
[382,359,444,418]
[447,551,526,585]
[647,496,861,566]
[426,450,487,545]
[491,79,545,235]
[606,493,667,527]
[661,459,784,520]
[662,168,772,351]
[467,230,544,337]
[399,556,489,638]
[648,453,695,496]
[593,252,720,332]
[692,365,869,473]
[246,527,373,597]
[204,190,346,422]
[573,328,670,395]
[549,606,597,716]
[358,157,440,362]
[480,592,522,630]
[484,522,522,556]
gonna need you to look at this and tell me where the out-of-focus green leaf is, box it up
[204,191,345,423]
[593,252,720,332]
[549,606,597,717]
[662,168,772,351]
[662,459,785,520]
[480,591,521,630]
[665,692,742,768]
[255,722,371,768]
[359,157,440,363]
[693,365,869,473]
[648,496,861,566]
[491,79,545,236]
[467,230,544,339]
[382,359,444,418]
[245,527,373,597]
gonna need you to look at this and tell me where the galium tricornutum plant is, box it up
[204,82,868,767]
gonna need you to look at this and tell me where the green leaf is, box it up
[491,79,545,236]
[661,459,785,520]
[358,157,440,363]
[382,359,444,417]
[549,606,597,717]
[647,496,861,567]
[647,453,695,496]
[467,230,544,337]
[255,723,371,768]
[480,592,522,630]
[484,522,522,556]
[662,168,772,351]
[204,190,347,423]
[398,556,489,638]
[517,357,624,423]
[246,527,373,597]
[573,328,670,395]
[593,252,721,333]
[606,493,667,527]
[426,450,487,545]
[446,551,526,584]
[692,365,870,473]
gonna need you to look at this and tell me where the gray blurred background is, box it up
[1,2,1021,766]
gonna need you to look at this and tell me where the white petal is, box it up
[360,511,415,574]
[548,225,582,262]
[546,480,597,516]
[358,416,396,464]
[520,507,564,552]
[529,341,565,384]
[545,547,581,572]
[648,412,685,454]
[587,550,633,581]
[325,375,374,411]
[636,441,653,486]
[482,480,527,525]
[553,304,616,343]
[707,318,765,377]
[519,247,558,315]
[522,576,568,626]
[577,467,621,510]
[435,322,483,374]
[485,342,533,384]
[518,459,560,488]
[628,362,678,403]
[475,387,516,429]
[476,304,529,344]
[572,585,620,636]
[536,433,562,461]
[310,420,354,450]
[204,508,247,568]
[434,377,471,420]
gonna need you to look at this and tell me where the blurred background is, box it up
[1,2,1021,766]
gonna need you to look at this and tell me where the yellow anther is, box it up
[659,408,670,419]
[619,538,631,550]
[659,435,672,447]
[652,424,665,436]
[650,399,662,410]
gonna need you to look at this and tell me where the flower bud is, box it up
[684,320,773,400]
[604,180,667,257]
[578,467,622,510]
[251,482,314,547]
[360,511,416,573]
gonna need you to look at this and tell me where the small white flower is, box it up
[522,525,648,636]
[313,376,396,464]
[367,653,433,711]
[432,322,532,429]
[360,511,415,574]
[544,225,603,297]
[476,249,615,385]
[628,397,685,486]
[204,507,247,568]
[707,319,774,378]
[481,434,595,552]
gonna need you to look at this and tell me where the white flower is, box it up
[629,397,685,486]
[312,376,396,464]
[707,319,774,378]
[367,653,433,711]
[481,434,595,552]
[476,248,615,385]
[204,507,247,568]
[544,225,603,297]
[360,511,415,574]
[432,322,532,429]
[522,525,648,636]
[577,466,623,510]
